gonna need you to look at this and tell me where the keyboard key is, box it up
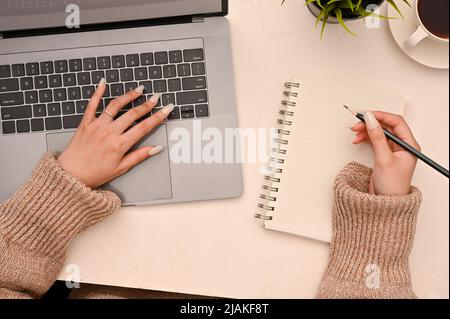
[163,65,177,78]
[20,77,33,90]
[124,82,138,92]
[0,92,24,106]
[77,72,91,85]
[67,87,81,100]
[120,69,134,82]
[81,86,95,99]
[76,100,88,113]
[182,76,206,90]
[148,66,162,79]
[33,104,47,117]
[97,56,111,69]
[177,64,191,77]
[155,52,168,65]
[62,101,76,115]
[83,58,97,71]
[63,73,77,87]
[49,75,62,88]
[16,119,30,133]
[169,50,183,63]
[45,117,62,130]
[11,64,25,77]
[112,55,125,68]
[132,95,147,108]
[0,78,19,92]
[40,61,54,74]
[0,65,11,78]
[26,63,39,76]
[177,90,207,105]
[192,62,206,75]
[167,106,180,120]
[1,105,32,120]
[153,80,167,93]
[180,105,194,112]
[31,118,44,132]
[2,121,15,134]
[47,103,61,116]
[126,54,140,67]
[39,90,53,103]
[168,78,181,92]
[34,76,48,89]
[110,83,124,97]
[162,93,175,106]
[63,115,83,129]
[54,88,67,102]
[184,49,204,62]
[139,81,153,94]
[195,104,209,117]
[103,84,111,98]
[181,111,195,119]
[106,70,120,83]
[134,68,148,81]
[25,91,38,104]
[91,71,105,85]
[140,53,154,66]
[55,60,68,73]
[69,59,83,72]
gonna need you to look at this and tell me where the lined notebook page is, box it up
[264,78,404,243]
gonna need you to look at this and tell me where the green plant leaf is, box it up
[335,8,357,37]
[387,0,404,18]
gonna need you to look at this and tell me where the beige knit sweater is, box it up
[0,153,421,299]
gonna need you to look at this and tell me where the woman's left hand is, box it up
[57,79,174,188]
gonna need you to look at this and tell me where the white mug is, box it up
[405,0,449,48]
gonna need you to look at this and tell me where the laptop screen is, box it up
[0,0,224,33]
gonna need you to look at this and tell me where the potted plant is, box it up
[282,0,410,38]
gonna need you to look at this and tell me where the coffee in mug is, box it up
[405,0,449,48]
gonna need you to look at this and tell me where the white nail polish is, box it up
[364,111,380,130]
[134,85,145,94]
[161,103,175,116]
[150,93,161,104]
[148,145,164,156]
[98,77,106,87]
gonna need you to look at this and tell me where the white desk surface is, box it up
[60,1,449,298]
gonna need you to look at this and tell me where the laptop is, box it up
[0,0,243,206]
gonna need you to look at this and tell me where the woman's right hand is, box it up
[57,79,174,188]
[351,111,421,196]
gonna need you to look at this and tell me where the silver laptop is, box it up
[0,0,243,206]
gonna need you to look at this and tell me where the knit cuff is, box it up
[0,152,121,296]
[317,162,422,299]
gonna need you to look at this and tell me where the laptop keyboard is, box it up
[0,48,209,135]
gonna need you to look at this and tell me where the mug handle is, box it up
[405,25,429,48]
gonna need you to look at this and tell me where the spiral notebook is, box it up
[255,77,405,243]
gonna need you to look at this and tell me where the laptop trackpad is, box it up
[46,125,172,205]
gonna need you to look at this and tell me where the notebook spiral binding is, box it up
[255,81,300,222]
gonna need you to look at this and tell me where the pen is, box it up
[343,105,449,178]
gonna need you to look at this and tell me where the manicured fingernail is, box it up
[161,103,175,116]
[98,77,106,87]
[150,93,160,104]
[148,145,164,156]
[134,85,145,94]
[364,112,380,130]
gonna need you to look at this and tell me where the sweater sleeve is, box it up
[0,153,121,299]
[316,162,422,299]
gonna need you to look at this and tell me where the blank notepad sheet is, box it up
[264,78,404,242]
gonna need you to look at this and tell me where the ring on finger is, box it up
[103,110,115,119]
